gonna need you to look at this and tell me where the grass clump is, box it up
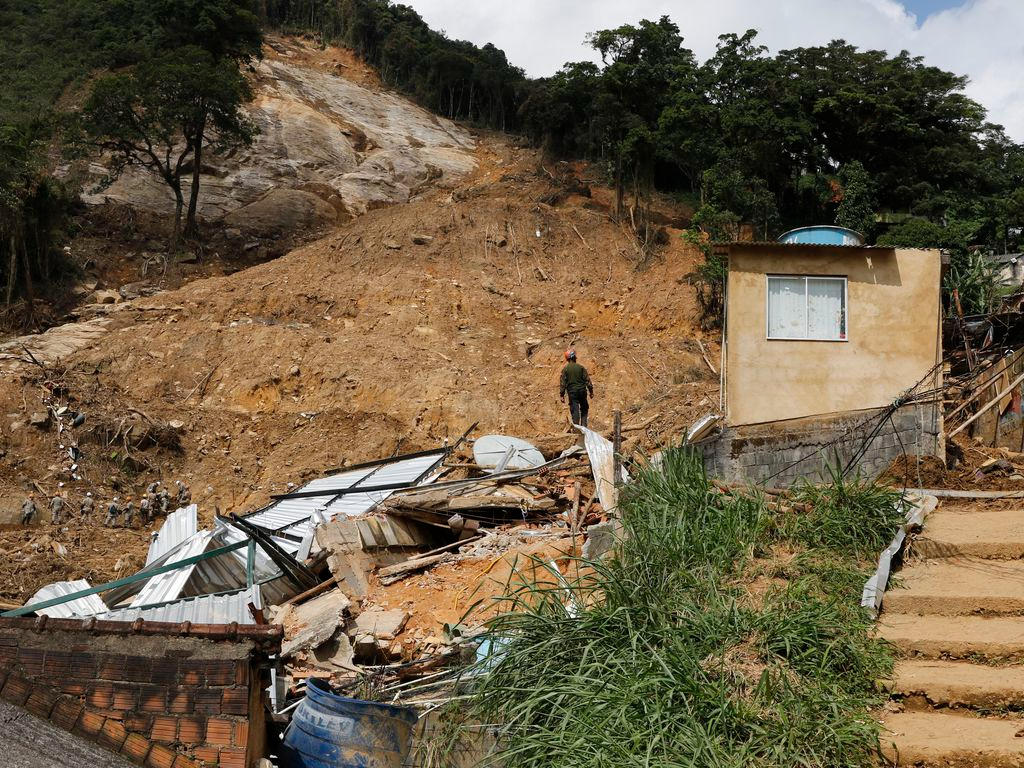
[469,448,896,768]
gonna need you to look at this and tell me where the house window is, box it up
[767,276,847,340]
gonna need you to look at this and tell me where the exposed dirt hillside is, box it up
[0,47,715,604]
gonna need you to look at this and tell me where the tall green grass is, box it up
[469,448,895,768]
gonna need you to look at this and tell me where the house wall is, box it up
[0,617,280,768]
[701,402,942,486]
[725,246,942,426]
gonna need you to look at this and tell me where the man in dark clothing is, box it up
[559,348,594,427]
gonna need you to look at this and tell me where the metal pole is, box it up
[246,538,256,588]
[612,410,622,489]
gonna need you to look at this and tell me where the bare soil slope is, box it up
[0,136,715,602]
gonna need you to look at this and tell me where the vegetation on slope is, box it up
[470,450,900,768]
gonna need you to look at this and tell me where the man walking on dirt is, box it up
[21,496,37,526]
[559,348,594,428]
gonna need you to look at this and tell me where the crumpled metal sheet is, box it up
[98,585,262,625]
[146,505,198,565]
[577,425,629,515]
[25,580,108,619]
[862,494,938,617]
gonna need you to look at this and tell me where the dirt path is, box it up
[879,503,1024,765]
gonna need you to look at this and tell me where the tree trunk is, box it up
[171,184,185,250]
[20,238,34,323]
[6,235,17,306]
[185,113,207,239]
[614,153,624,222]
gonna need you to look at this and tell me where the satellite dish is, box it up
[473,435,545,472]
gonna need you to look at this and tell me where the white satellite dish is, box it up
[473,435,546,472]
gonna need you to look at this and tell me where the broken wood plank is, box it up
[378,553,450,584]
[948,370,1024,437]
[696,339,718,375]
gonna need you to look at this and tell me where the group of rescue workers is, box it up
[16,351,592,527]
[20,479,191,528]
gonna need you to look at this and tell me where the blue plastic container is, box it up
[777,225,865,246]
[280,679,419,768]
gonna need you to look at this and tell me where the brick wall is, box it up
[0,617,281,768]
[701,403,943,486]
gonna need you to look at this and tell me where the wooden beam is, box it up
[948,370,1024,438]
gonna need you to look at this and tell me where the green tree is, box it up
[834,161,876,237]
[83,49,256,247]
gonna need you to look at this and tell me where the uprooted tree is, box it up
[83,48,256,246]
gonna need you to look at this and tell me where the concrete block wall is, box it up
[701,403,942,486]
[0,617,281,767]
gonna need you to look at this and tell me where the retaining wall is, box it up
[701,404,943,486]
[0,617,280,767]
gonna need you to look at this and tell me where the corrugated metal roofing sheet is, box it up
[25,580,109,619]
[245,450,446,539]
[146,505,198,565]
[97,585,262,625]
[129,529,214,608]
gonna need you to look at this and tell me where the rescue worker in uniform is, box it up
[559,348,595,427]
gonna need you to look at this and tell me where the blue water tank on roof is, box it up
[777,226,865,246]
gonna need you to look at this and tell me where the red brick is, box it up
[204,717,234,746]
[111,687,139,711]
[217,747,247,768]
[2,673,32,705]
[17,647,45,676]
[125,713,154,735]
[98,718,129,752]
[87,681,115,709]
[121,732,153,762]
[179,668,202,686]
[43,649,72,679]
[145,743,178,768]
[124,656,153,683]
[74,709,106,738]
[151,659,180,686]
[151,715,178,743]
[25,687,60,719]
[232,720,249,747]
[200,660,235,686]
[172,755,200,768]
[97,654,127,680]
[0,643,15,663]
[194,689,222,715]
[140,687,168,713]
[177,716,206,743]
[51,697,85,731]
[62,680,88,697]
[221,687,248,716]
[168,689,194,714]
[233,662,249,687]
[192,746,220,765]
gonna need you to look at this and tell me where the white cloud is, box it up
[402,0,1024,140]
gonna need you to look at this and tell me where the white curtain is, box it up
[767,277,806,338]
[807,278,845,339]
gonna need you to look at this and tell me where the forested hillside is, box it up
[2,0,1023,322]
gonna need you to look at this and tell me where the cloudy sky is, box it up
[401,0,1024,141]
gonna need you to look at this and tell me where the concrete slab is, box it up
[893,659,1024,709]
[351,608,409,640]
[879,710,1024,767]
[915,508,1024,559]
[884,558,1024,615]
[879,613,1024,660]
[281,588,351,658]
[0,698,133,768]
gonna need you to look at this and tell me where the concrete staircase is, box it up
[879,504,1024,766]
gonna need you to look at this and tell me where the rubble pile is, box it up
[4,425,616,726]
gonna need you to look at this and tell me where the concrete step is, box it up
[885,558,1024,616]
[880,710,1024,767]
[879,614,1024,660]
[893,659,1024,710]
[915,508,1024,559]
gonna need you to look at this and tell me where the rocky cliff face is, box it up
[77,38,477,234]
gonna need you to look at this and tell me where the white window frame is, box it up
[766,275,848,342]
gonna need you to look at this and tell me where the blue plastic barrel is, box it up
[280,679,419,768]
[777,225,865,246]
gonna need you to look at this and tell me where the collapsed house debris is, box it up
[1,423,620,766]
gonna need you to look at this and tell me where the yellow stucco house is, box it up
[702,235,944,485]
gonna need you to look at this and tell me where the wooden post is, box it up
[612,410,622,489]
